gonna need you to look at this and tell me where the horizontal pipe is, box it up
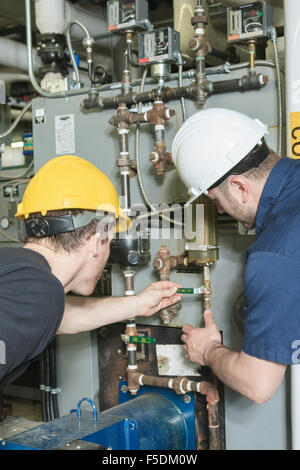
[81,73,268,110]
[133,373,219,402]
[0,37,40,72]
[209,73,268,94]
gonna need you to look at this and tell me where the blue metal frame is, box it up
[2,385,196,450]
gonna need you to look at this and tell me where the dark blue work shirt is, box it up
[242,157,300,364]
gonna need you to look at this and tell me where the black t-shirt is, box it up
[0,247,65,387]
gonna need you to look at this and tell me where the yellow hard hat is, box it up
[15,155,131,233]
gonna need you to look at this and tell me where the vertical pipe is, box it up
[120,170,131,214]
[34,0,65,34]
[203,265,211,310]
[201,265,221,450]
[248,41,256,75]
[123,270,139,395]
[285,0,300,450]
[118,129,131,214]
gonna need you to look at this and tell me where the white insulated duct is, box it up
[34,0,107,39]
[34,0,66,34]
[0,37,40,72]
[284,0,300,451]
[0,0,108,76]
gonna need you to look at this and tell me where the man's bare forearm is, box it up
[205,343,251,398]
[205,343,286,404]
[58,295,142,334]
[57,280,182,335]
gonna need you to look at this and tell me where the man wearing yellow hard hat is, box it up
[0,155,181,387]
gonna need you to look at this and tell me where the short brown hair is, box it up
[25,209,99,253]
[218,148,280,193]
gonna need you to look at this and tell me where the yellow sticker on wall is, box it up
[290,112,300,159]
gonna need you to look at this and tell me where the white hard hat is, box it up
[172,108,268,204]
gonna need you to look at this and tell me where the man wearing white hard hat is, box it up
[173,108,300,404]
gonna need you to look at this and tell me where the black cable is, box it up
[88,63,108,86]
[49,339,59,419]
[127,41,140,68]
[39,353,47,422]
[44,346,52,421]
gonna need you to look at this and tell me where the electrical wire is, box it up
[0,101,32,140]
[50,339,59,419]
[0,161,34,181]
[174,51,188,123]
[178,63,187,122]
[0,177,32,242]
[135,68,184,227]
[66,20,90,84]
[39,354,47,422]
[269,27,283,156]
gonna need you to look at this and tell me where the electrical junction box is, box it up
[107,0,149,32]
[227,1,273,44]
[138,27,181,65]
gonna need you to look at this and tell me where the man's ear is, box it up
[229,175,249,203]
[88,232,102,258]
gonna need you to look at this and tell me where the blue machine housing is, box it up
[2,385,196,450]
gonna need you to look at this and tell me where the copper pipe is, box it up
[203,265,211,310]
[123,270,139,395]
[131,372,219,398]
[190,2,211,104]
[145,100,175,176]
[248,41,256,75]
[153,245,188,280]
[207,403,220,450]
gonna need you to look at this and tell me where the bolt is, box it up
[118,376,123,381]
[183,394,191,403]
[116,349,122,355]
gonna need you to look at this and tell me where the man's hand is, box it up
[136,281,183,317]
[181,310,222,366]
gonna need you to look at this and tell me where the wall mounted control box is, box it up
[138,27,181,65]
[227,1,273,44]
[107,0,149,32]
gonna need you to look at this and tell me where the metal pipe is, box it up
[269,26,283,156]
[123,270,139,395]
[248,41,256,75]
[121,170,131,214]
[82,72,268,110]
[25,0,102,99]
[208,73,268,95]
[132,372,219,400]
[203,265,211,310]
[207,402,220,450]
[66,20,90,84]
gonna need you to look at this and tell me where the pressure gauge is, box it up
[0,216,10,230]
[227,1,273,44]
[107,0,149,32]
[138,27,181,65]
